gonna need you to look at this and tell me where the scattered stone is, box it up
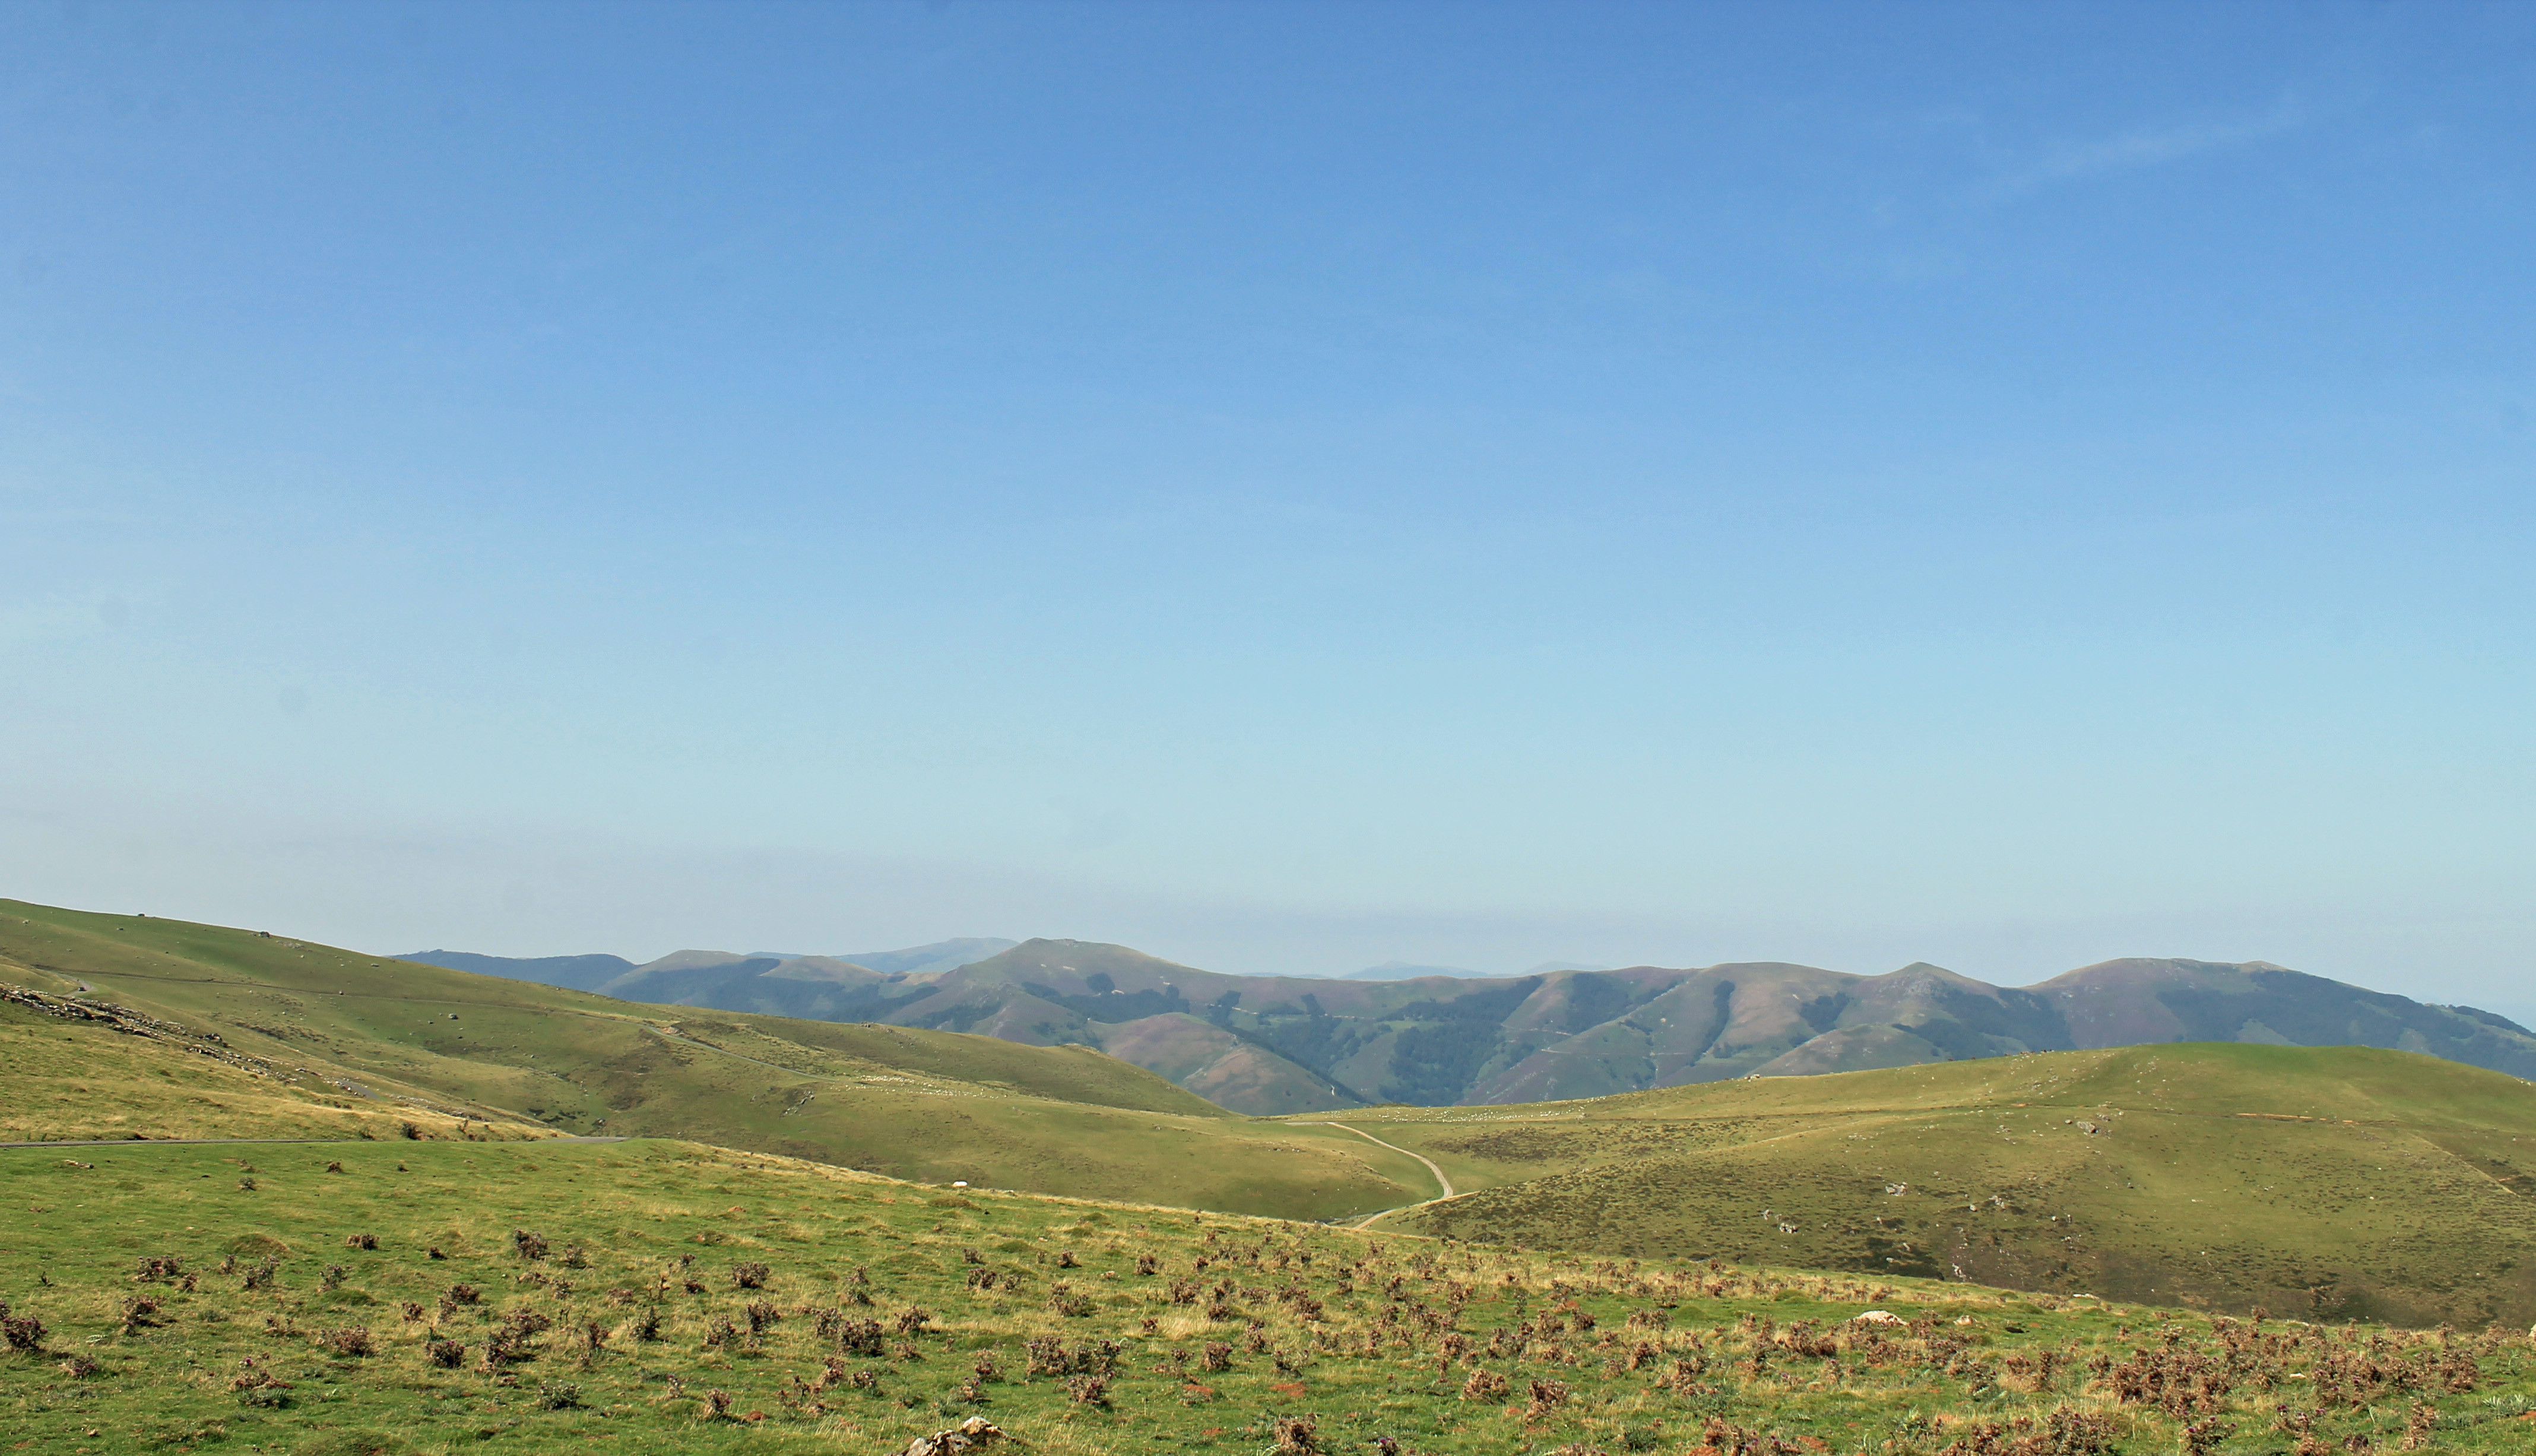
[903,1415,1006,1456]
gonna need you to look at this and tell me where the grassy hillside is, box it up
[8,1137,2535,1456]
[22,898,2536,1331]
[1313,1043,2536,1328]
[401,951,637,994]
[0,901,1434,1221]
[2034,959,2536,1076]
[0,989,554,1145]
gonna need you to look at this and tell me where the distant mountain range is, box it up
[400,950,638,993]
[401,938,1019,1015]
[1342,961,1483,981]
[1338,960,1609,981]
[399,937,2536,1117]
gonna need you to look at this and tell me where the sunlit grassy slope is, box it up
[20,897,2536,1334]
[0,900,1434,1220]
[9,1137,2536,1456]
[0,1000,555,1144]
[1313,1043,2536,1327]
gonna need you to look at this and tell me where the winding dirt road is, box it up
[1300,1121,1459,1226]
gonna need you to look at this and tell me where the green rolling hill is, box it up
[17,896,2536,1327]
[0,900,1433,1222]
[1314,1042,2536,1328]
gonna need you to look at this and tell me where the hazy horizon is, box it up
[8,4,2535,1024]
[388,933,2534,1023]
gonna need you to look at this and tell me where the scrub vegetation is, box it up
[9,1138,2536,1456]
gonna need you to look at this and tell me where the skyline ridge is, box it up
[398,929,2536,1115]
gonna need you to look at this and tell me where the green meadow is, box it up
[1324,1043,2536,1328]
[9,1137,2536,1456]
[0,900,1436,1221]
[14,896,2536,1453]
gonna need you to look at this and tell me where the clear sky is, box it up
[5,2,2533,1010]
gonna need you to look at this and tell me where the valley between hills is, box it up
[11,896,2536,1456]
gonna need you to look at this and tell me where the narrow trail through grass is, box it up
[1300,1122,1462,1229]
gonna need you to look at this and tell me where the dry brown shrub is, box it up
[1271,1414,1321,1455]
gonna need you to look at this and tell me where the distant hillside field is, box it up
[1317,1043,2536,1329]
[0,901,1431,1221]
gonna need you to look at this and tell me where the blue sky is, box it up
[5,2,2534,1008]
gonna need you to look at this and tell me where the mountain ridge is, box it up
[401,937,1022,1017]
[406,934,2536,1117]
